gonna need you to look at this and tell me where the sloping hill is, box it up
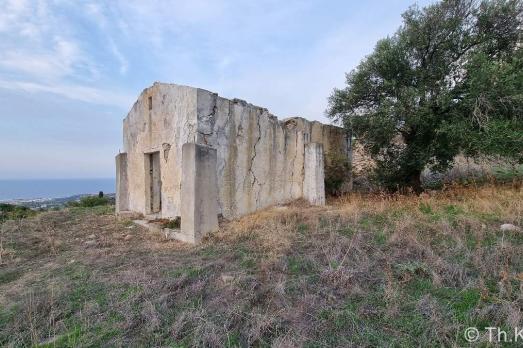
[1,184,521,347]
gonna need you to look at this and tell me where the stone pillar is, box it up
[303,143,326,205]
[115,153,129,213]
[180,143,219,243]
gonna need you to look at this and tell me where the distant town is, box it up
[1,193,115,210]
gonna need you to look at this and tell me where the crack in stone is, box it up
[238,109,263,208]
[248,112,262,186]
[184,116,196,143]
[235,110,247,195]
[250,112,264,207]
[198,93,218,144]
[215,100,233,216]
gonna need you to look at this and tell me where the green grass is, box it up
[0,184,521,347]
[297,223,309,234]
[36,325,83,348]
[309,276,484,347]
[235,246,258,271]
[373,230,388,246]
[287,255,316,276]
[337,225,356,237]
[360,213,388,229]
[119,285,143,300]
[0,269,23,285]
[225,331,241,348]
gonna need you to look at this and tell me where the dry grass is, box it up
[0,184,521,347]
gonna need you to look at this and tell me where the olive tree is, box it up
[327,0,522,191]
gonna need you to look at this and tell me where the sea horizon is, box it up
[0,178,115,201]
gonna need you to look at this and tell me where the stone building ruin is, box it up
[116,82,350,243]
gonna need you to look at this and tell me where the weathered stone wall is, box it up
[304,143,326,205]
[115,153,128,213]
[281,117,349,159]
[122,83,198,218]
[195,89,348,218]
[180,143,219,243]
[118,82,349,220]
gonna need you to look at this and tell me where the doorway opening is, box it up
[145,152,162,214]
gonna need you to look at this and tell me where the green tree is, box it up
[327,0,522,191]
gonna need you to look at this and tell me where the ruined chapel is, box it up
[116,82,350,243]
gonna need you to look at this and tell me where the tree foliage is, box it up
[327,0,523,191]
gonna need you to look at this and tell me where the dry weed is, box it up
[0,183,521,347]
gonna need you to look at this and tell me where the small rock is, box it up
[126,225,135,229]
[220,274,235,284]
[500,223,520,232]
[84,240,96,246]
[87,234,96,239]
[124,234,133,241]
[68,259,75,264]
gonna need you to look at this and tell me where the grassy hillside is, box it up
[0,184,521,347]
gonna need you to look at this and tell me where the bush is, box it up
[0,203,36,222]
[493,164,523,183]
[324,151,351,196]
[68,195,109,208]
[162,217,181,229]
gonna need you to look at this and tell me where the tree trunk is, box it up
[407,170,422,194]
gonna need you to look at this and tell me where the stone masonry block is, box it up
[115,153,129,213]
[303,143,326,206]
[180,143,219,243]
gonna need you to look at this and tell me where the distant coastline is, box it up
[0,178,115,202]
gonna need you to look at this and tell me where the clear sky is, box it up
[0,0,435,179]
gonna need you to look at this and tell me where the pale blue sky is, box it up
[0,0,434,179]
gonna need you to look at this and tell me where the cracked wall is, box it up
[195,88,348,219]
[122,83,198,218]
[118,82,349,220]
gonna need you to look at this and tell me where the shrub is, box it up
[68,195,109,208]
[324,151,351,196]
[493,164,523,183]
[0,203,36,222]
[163,217,181,229]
